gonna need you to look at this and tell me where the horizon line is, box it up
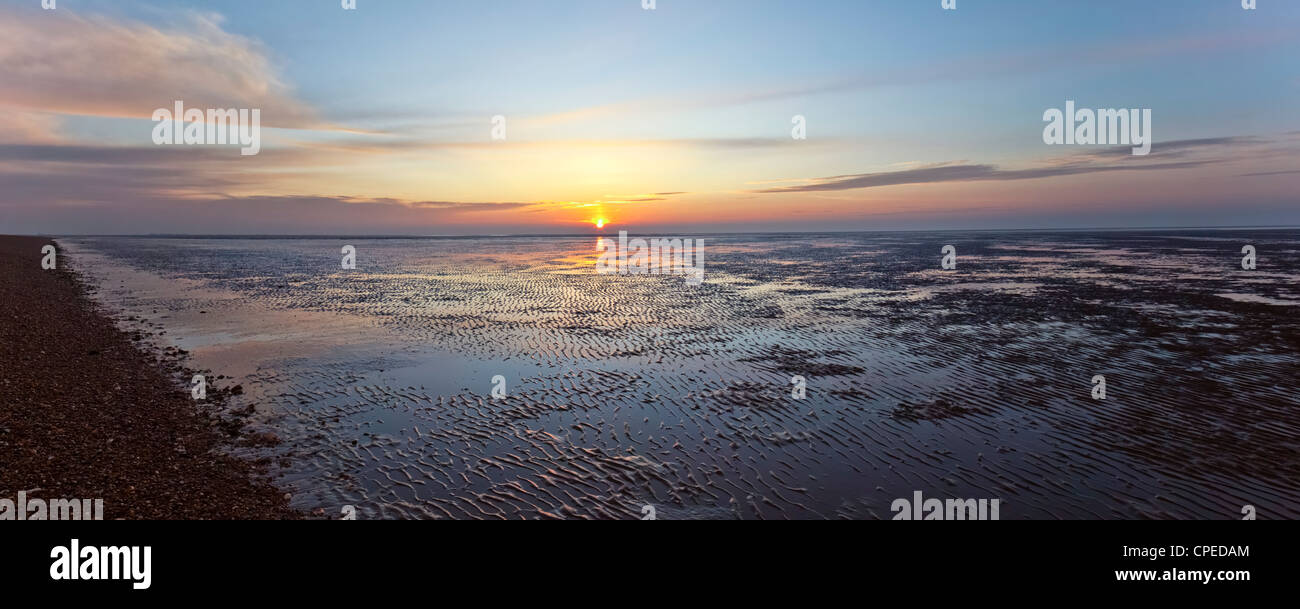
[15,224,1300,239]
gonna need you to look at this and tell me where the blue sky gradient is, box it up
[1,0,1296,234]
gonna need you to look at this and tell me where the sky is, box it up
[0,0,1297,235]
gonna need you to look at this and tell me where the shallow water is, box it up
[61,230,1300,519]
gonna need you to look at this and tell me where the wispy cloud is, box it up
[1238,169,1300,177]
[478,26,1298,131]
[0,9,330,132]
[284,135,815,155]
[0,111,65,144]
[751,137,1287,193]
[0,191,544,234]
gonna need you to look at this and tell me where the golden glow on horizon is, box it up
[595,218,605,228]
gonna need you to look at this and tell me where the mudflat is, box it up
[55,231,1300,519]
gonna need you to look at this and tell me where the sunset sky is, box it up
[1,0,1297,235]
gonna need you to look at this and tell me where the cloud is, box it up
[0,191,541,235]
[1238,169,1300,177]
[1062,136,1261,162]
[751,161,1209,193]
[283,135,807,155]
[0,8,325,131]
[0,143,283,164]
[488,26,1298,130]
[0,111,65,144]
[752,137,1282,193]
[227,195,535,213]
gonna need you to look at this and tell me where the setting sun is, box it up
[595,218,606,229]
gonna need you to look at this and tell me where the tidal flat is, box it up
[60,230,1300,519]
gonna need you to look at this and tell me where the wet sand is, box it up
[55,231,1300,519]
[0,236,296,519]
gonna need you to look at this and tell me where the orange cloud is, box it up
[0,9,324,131]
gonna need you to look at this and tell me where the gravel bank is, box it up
[0,236,297,519]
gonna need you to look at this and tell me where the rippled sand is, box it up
[61,231,1300,519]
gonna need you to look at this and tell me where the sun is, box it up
[595,218,606,229]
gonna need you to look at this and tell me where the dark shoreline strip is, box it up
[0,235,297,519]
